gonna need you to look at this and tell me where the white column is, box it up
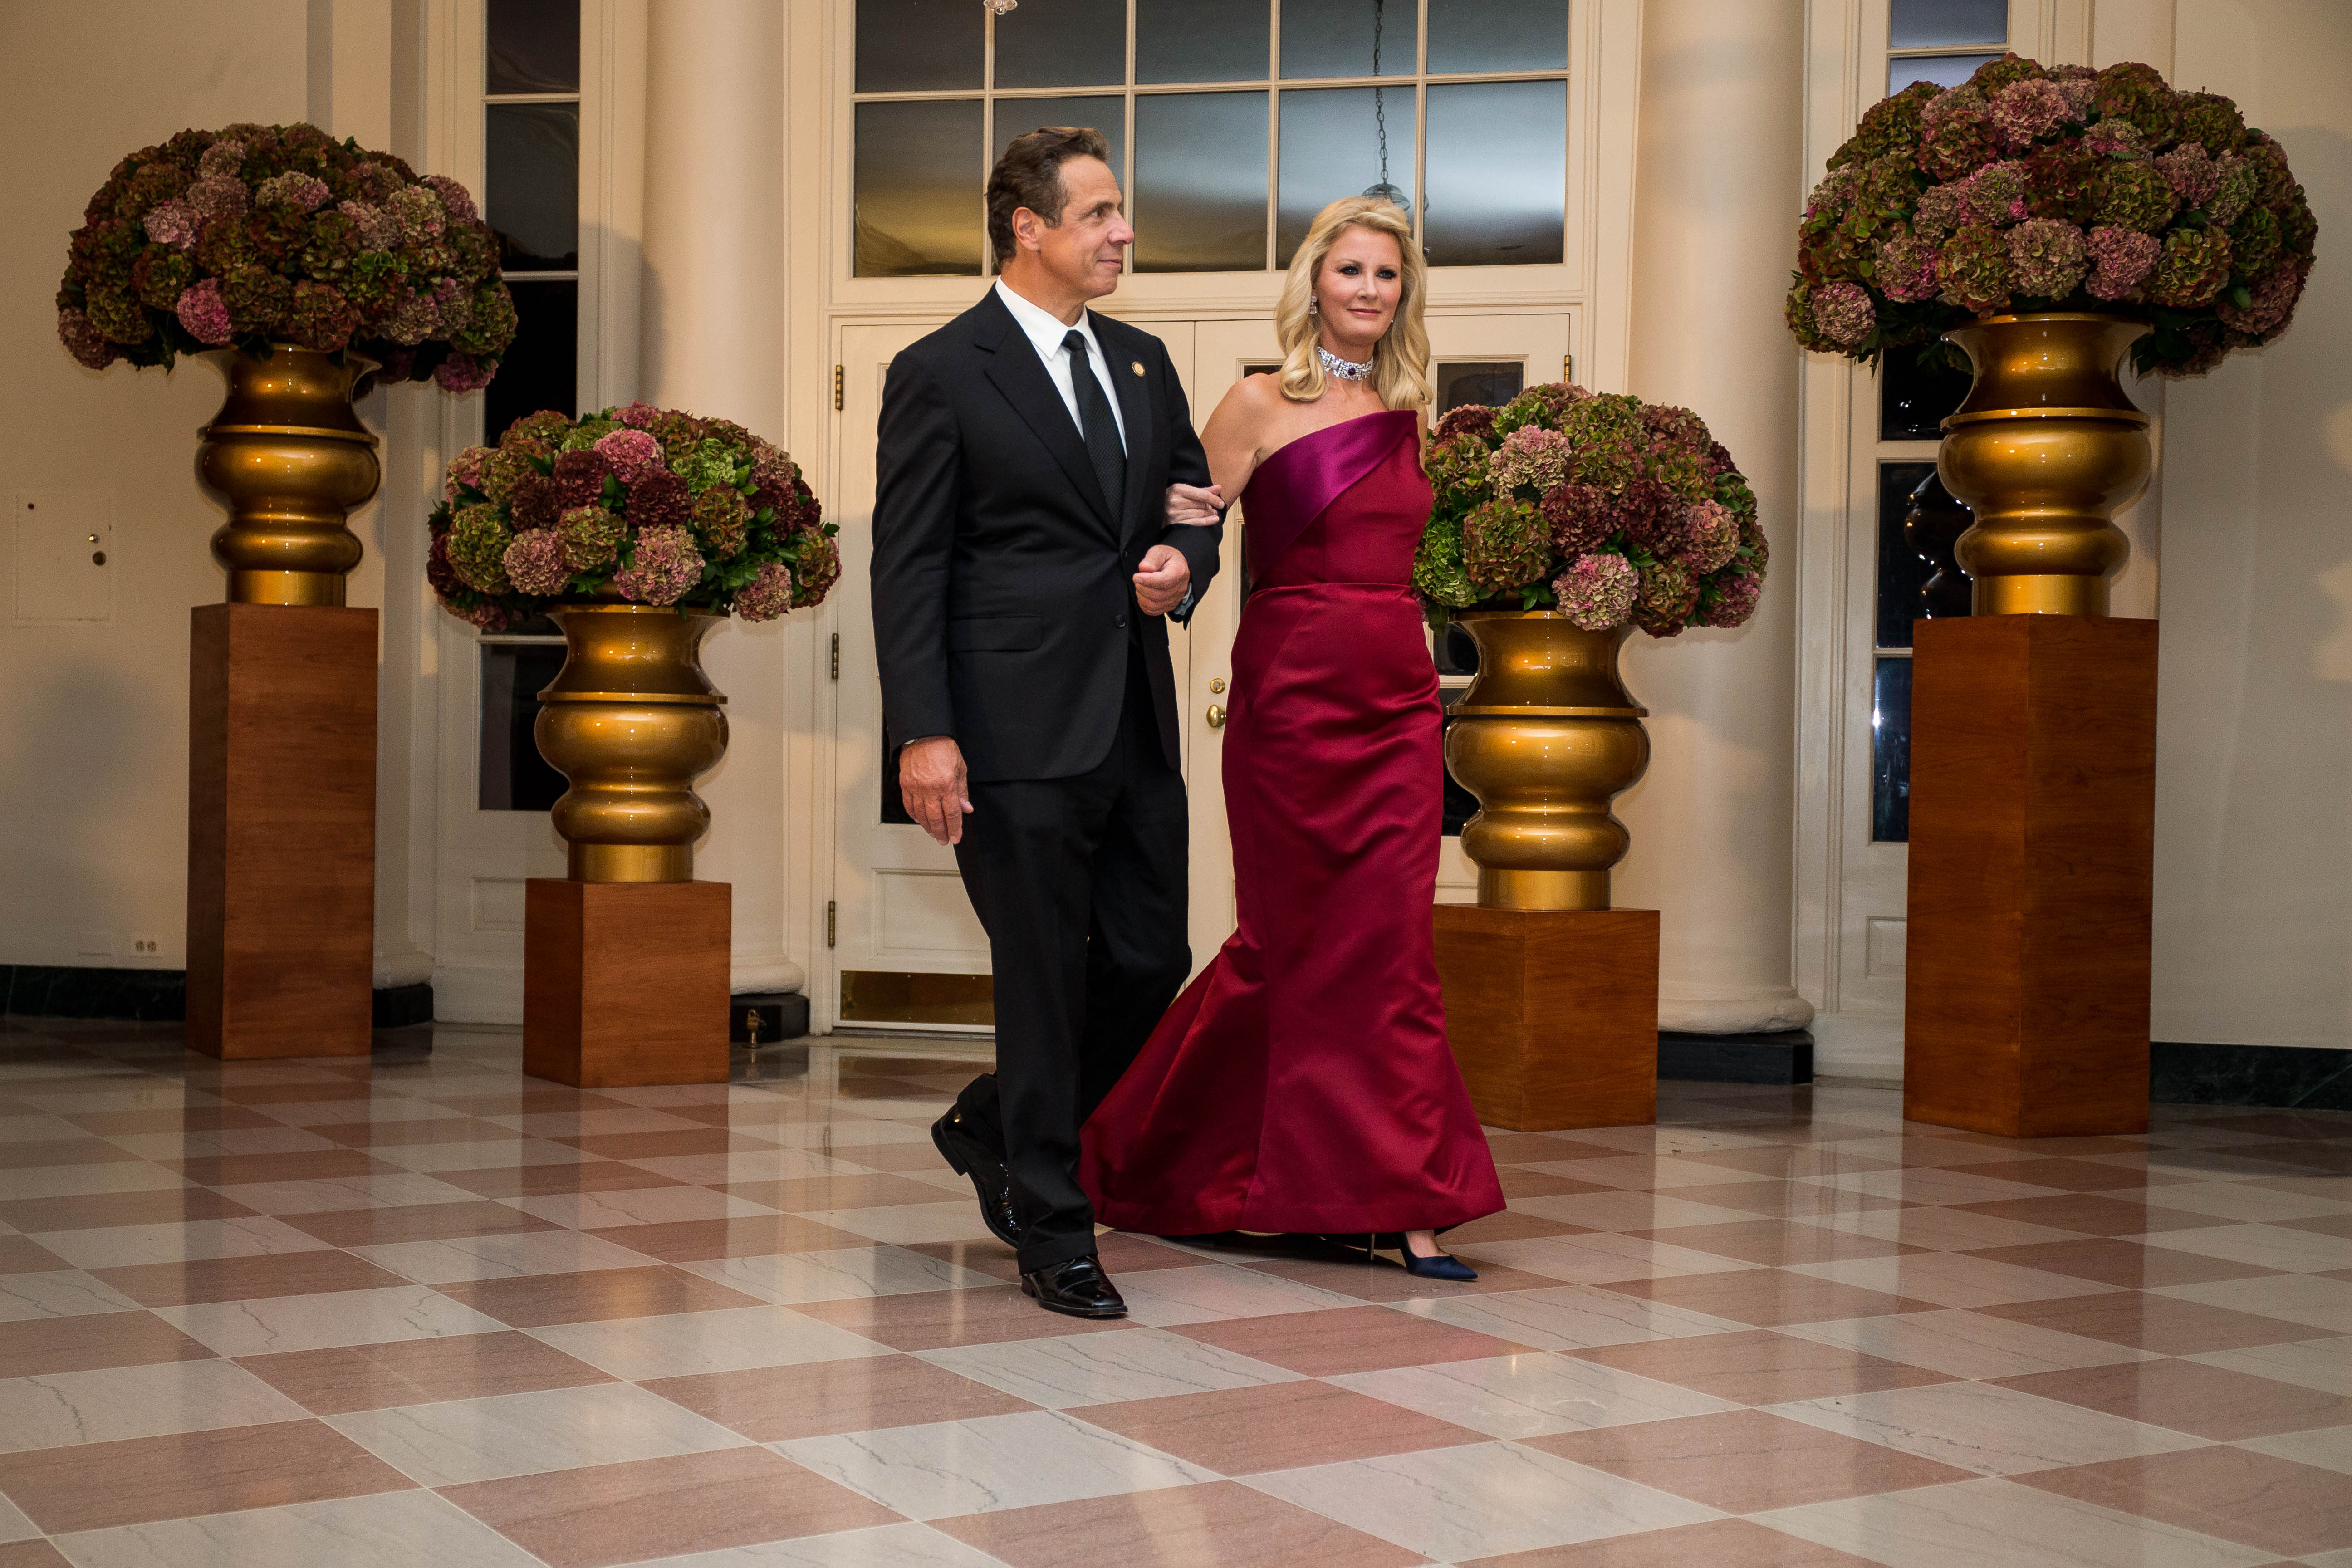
[1613,0,1813,1035]
[640,0,800,994]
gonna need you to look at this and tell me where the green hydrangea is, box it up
[1461,498,1550,594]
[1410,513,1479,609]
[1827,81,1939,170]
[2174,92,2247,155]
[1557,394,1649,491]
[556,504,625,571]
[1936,224,2015,313]
[2093,161,2177,232]
[671,437,740,495]
[446,502,512,594]
[2149,226,2232,307]
[2228,205,2282,280]
[693,484,751,559]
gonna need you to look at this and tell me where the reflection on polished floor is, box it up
[0,1019,2348,1568]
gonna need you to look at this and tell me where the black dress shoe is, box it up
[1022,1254,1127,1318]
[931,1109,1020,1249]
[1318,1231,1479,1282]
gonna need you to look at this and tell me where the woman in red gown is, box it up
[1080,197,1503,1277]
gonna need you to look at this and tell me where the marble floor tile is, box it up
[0,1357,306,1451]
[0,1237,64,1274]
[933,1479,1425,1568]
[270,1199,554,1248]
[1777,1307,2157,1381]
[30,1214,334,1270]
[1964,1237,2286,1289]
[1630,1220,1920,1268]
[527,1303,891,1379]
[1246,1437,1721,1562]
[0,1309,212,1378]
[921,1325,1299,1409]
[1389,1281,1749,1351]
[1171,1303,1537,1377]
[1451,1515,1883,1568]
[353,1226,663,1284]
[797,1201,1004,1246]
[1994,1358,2352,1440]
[1507,1191,1770,1233]
[1795,1204,2085,1252]
[2237,1421,2352,1474]
[2151,1279,2350,1341]
[1331,1351,1742,1441]
[646,1352,1036,1442]
[1449,1232,1758,1285]
[2145,1225,2352,1274]
[1600,1267,1936,1327]
[2190,1336,2352,1396]
[778,1407,1215,1521]
[715,1174,976,1214]
[1975,1290,2323,1354]
[0,1187,252,1235]
[154,1282,507,1356]
[0,1497,35,1544]
[1780,1251,2120,1309]
[681,1245,1000,1306]
[90,1247,409,1306]
[513,1184,777,1227]
[48,1483,541,1568]
[0,1270,143,1322]
[1525,1406,1974,1512]
[432,1158,680,1198]
[1068,1377,1485,1474]
[1755,1475,2274,1568]
[1774,1378,2211,1475]
[208,1171,485,1215]
[432,1264,770,1327]
[791,1285,1140,1352]
[1565,1328,1957,1406]
[1951,1194,2238,1236]
[98,1126,342,1160]
[1235,1253,1570,1304]
[234,1328,614,1413]
[614,1520,1012,1567]
[2126,1183,2352,1225]
[584,1215,875,1263]
[626,1150,865,1185]
[2015,1446,2352,1558]
[0,1163,190,1202]
[1098,1262,1367,1327]
[0,1417,411,1533]
[325,1379,750,1487]
[367,1138,594,1174]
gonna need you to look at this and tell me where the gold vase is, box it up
[1938,313,2153,617]
[1443,613,1650,911]
[534,605,730,882]
[194,346,380,606]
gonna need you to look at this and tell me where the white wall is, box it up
[2149,0,2352,1050]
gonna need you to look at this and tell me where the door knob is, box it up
[1205,704,1226,730]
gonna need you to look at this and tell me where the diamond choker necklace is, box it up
[1319,346,1375,382]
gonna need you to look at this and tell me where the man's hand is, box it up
[1133,544,1192,616]
[899,736,973,846]
[1164,481,1223,528]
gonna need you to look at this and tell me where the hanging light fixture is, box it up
[985,0,1017,15]
[1362,0,1411,216]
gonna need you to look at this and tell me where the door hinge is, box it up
[826,900,837,948]
[829,631,839,681]
[1563,352,1574,384]
[833,364,844,411]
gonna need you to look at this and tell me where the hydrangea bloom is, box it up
[1540,483,1614,558]
[287,279,360,351]
[1552,552,1639,632]
[142,200,198,250]
[196,140,244,179]
[593,428,664,482]
[1935,224,2014,313]
[614,400,661,428]
[1410,514,1479,609]
[693,485,751,559]
[1991,79,2070,148]
[1681,500,1741,573]
[174,278,234,345]
[2085,225,2162,299]
[446,504,512,594]
[1460,498,1549,593]
[612,524,705,606]
[2006,218,2089,298]
[2149,226,2233,307]
[57,307,118,370]
[2215,258,2306,336]
[254,172,332,211]
[733,563,795,622]
[1876,228,1940,301]
[1634,560,1700,637]
[2094,161,2177,232]
[550,448,614,509]
[501,528,573,596]
[1698,571,1763,629]
[1810,281,1875,348]
[1489,426,1572,495]
[627,471,691,530]
[444,444,495,500]
[2156,143,2223,206]
[433,353,495,392]
[1911,182,1966,240]
[671,438,741,495]
[556,504,626,570]
[422,174,480,224]
[791,531,842,606]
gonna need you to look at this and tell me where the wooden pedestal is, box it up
[524,879,730,1087]
[1432,904,1659,1131]
[1905,615,2157,1137]
[186,604,377,1059]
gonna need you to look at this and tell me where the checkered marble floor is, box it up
[1,1019,2349,1568]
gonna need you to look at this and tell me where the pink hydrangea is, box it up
[593,427,665,482]
[1962,162,2031,225]
[196,139,244,178]
[174,278,234,346]
[614,400,661,428]
[1699,572,1764,629]
[2081,121,2143,157]
[501,528,573,596]
[1681,500,1740,573]
[385,291,439,345]
[1551,551,1639,632]
[733,562,795,622]
[444,444,495,500]
[1991,78,2071,148]
[612,524,706,606]
[338,199,397,250]
[184,175,249,224]
[433,353,494,392]
[2156,143,2223,206]
[2053,78,2098,121]
[1489,426,1572,495]
[2215,259,2307,337]
[2085,225,2162,299]
[57,307,118,370]
[142,200,198,250]
[1877,229,1941,302]
[422,173,480,224]
[452,600,513,633]
[254,172,331,211]
[431,277,472,335]
[1810,281,1875,348]
[2007,218,2089,298]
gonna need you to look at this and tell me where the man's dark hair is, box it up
[985,125,1112,265]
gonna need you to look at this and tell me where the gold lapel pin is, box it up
[1131,360,1146,376]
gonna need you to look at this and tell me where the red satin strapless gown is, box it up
[1080,410,1504,1235]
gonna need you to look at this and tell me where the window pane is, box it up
[856,0,983,91]
[1277,86,1416,266]
[1889,52,2001,93]
[484,279,577,445]
[479,642,569,812]
[1436,360,1523,413]
[855,99,984,276]
[1134,92,1268,272]
[1875,461,1938,648]
[486,102,578,270]
[993,96,1127,187]
[1424,79,1566,265]
[1891,0,2005,49]
[1427,0,1568,74]
[1872,656,1913,842]
[1138,0,1269,83]
[1282,0,1417,79]
[486,0,579,93]
[1880,341,1974,440]
[994,0,1126,88]
[1440,691,1480,835]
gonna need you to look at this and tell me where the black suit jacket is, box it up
[872,289,1223,783]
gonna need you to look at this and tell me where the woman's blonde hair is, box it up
[1274,196,1430,411]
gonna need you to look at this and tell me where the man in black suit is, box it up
[872,127,1224,1318]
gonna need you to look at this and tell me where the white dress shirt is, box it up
[994,279,1127,453]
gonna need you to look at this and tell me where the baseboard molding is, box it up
[2152,1041,2352,1111]
[1658,1030,1814,1085]
[2,965,432,1031]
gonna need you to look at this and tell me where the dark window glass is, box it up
[1872,656,1913,842]
[479,642,569,812]
[1434,620,1480,676]
[1277,86,1416,266]
[1282,0,1418,78]
[1427,0,1569,73]
[992,96,1127,186]
[1880,343,1974,440]
[856,0,983,91]
[1134,92,1269,271]
[1137,0,1268,83]
[1875,461,1939,648]
[994,0,1126,88]
[1424,79,1566,265]
[486,102,579,270]
[1890,0,2005,48]
[484,279,576,445]
[1436,359,1523,414]
[855,99,985,276]
[1440,690,1480,835]
[1890,52,2002,93]
[486,0,579,93]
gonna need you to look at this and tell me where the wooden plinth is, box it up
[1905,614,2157,1137]
[1432,905,1659,1131]
[524,879,730,1087]
[186,603,377,1059]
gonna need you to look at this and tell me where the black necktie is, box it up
[1063,328,1125,520]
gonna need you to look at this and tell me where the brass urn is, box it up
[195,346,381,606]
[1443,613,1650,911]
[534,605,729,882]
[1938,313,2152,617]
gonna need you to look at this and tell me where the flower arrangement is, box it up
[1412,384,1764,637]
[1787,56,2316,377]
[428,403,838,631]
[57,121,515,390]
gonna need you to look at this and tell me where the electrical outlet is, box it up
[75,930,113,957]
[128,936,163,957]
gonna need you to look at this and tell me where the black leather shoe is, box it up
[931,1109,1020,1249]
[1318,1231,1479,1282]
[1022,1254,1127,1318]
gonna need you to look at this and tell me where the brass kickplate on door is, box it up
[840,970,995,1027]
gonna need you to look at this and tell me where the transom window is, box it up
[1886,0,2007,93]
[851,0,1572,276]
[482,0,581,442]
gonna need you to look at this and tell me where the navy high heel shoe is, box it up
[1323,1232,1478,1281]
